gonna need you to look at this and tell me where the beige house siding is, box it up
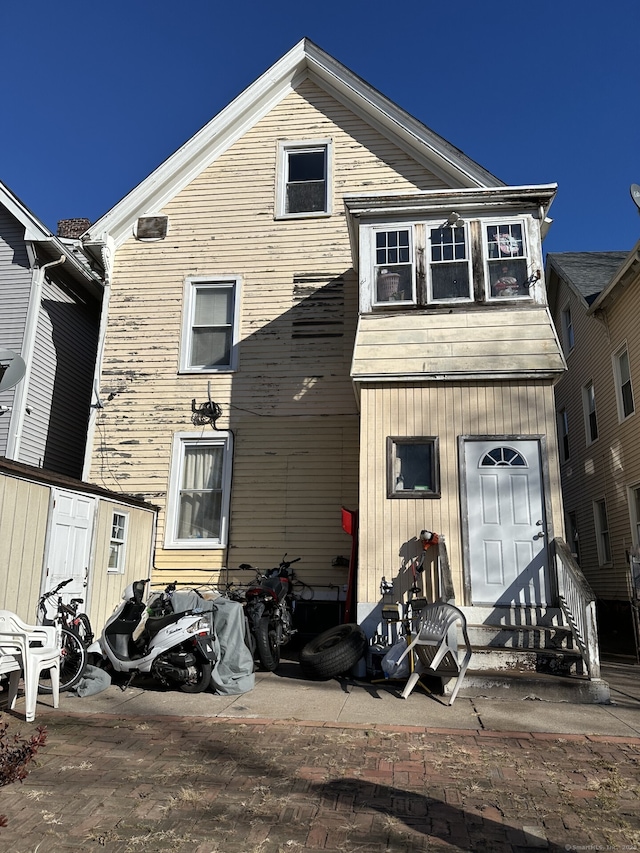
[0,473,49,621]
[352,307,565,379]
[554,268,640,602]
[90,81,449,587]
[357,380,564,606]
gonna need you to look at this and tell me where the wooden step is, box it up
[469,645,585,676]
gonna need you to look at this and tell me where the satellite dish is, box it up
[631,184,640,212]
[0,350,27,393]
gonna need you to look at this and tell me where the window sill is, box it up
[274,211,332,221]
[388,491,441,500]
[178,368,236,375]
[164,541,226,550]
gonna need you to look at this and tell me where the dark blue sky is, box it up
[2,1,638,255]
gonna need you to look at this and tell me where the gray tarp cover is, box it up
[154,591,255,695]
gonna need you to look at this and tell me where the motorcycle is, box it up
[88,579,217,693]
[241,556,300,672]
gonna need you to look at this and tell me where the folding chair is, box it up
[394,603,472,705]
[0,610,61,722]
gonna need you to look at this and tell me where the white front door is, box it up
[42,489,96,616]
[464,439,549,606]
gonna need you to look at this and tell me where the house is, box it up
[547,248,640,659]
[0,182,157,630]
[81,39,605,696]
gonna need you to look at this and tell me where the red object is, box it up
[341,508,358,623]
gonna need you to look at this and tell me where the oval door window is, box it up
[479,447,527,467]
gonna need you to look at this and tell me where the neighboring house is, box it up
[547,248,640,657]
[81,39,601,692]
[0,182,157,627]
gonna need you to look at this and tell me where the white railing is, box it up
[553,538,601,679]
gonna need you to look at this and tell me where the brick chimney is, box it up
[57,218,91,239]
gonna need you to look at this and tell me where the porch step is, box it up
[467,622,574,651]
[454,669,611,704]
[469,644,585,676]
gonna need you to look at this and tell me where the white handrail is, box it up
[553,538,601,679]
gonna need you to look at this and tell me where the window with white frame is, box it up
[277,140,331,217]
[180,278,240,372]
[485,221,530,299]
[561,305,574,353]
[108,511,128,573]
[427,225,472,302]
[593,498,611,565]
[165,432,233,548]
[374,228,414,304]
[583,380,598,443]
[613,345,635,421]
[557,408,570,462]
[630,484,640,548]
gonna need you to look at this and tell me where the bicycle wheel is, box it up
[38,628,87,694]
[72,613,94,646]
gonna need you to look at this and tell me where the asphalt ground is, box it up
[1,659,639,852]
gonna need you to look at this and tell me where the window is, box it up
[583,381,598,443]
[561,306,574,352]
[165,432,233,548]
[387,437,440,498]
[557,408,570,462]
[374,229,414,304]
[630,485,640,547]
[108,511,128,573]
[428,225,472,302]
[593,499,611,565]
[567,511,580,564]
[181,277,240,372]
[614,345,635,420]
[485,221,530,299]
[277,140,332,217]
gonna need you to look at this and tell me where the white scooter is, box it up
[88,579,217,693]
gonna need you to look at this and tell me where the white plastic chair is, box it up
[0,653,22,712]
[0,610,60,722]
[395,602,472,705]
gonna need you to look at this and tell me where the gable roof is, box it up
[546,251,629,306]
[83,38,503,257]
[0,180,103,298]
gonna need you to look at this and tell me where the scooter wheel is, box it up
[180,661,212,693]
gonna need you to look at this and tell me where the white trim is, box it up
[275,138,333,219]
[165,431,233,549]
[612,342,635,423]
[179,276,242,373]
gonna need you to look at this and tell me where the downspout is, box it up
[6,254,66,461]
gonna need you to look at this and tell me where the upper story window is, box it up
[277,140,332,218]
[557,408,570,462]
[613,345,635,421]
[583,380,598,444]
[428,225,472,302]
[485,222,529,299]
[561,305,574,353]
[180,277,241,373]
[593,498,612,565]
[363,216,534,311]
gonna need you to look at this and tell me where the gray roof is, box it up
[547,252,628,304]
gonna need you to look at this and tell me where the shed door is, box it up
[464,440,549,606]
[42,489,95,615]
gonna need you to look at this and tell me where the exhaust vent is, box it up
[135,216,168,240]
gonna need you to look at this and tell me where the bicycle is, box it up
[36,579,92,693]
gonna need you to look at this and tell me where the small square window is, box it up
[387,437,440,498]
[277,140,332,218]
[108,511,128,573]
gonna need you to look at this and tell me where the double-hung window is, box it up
[583,381,598,443]
[557,408,570,462]
[108,511,128,573]
[166,432,233,548]
[593,498,611,565]
[485,221,529,299]
[561,305,574,353]
[614,345,635,421]
[277,140,332,217]
[428,225,472,302]
[181,277,240,372]
[374,228,414,305]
